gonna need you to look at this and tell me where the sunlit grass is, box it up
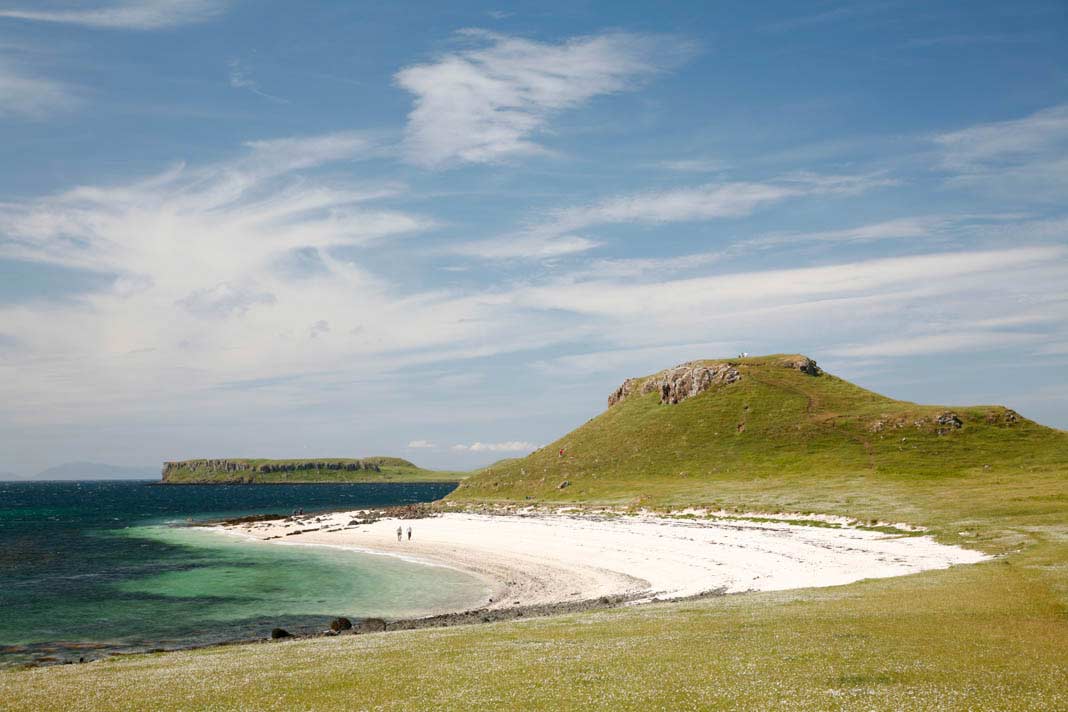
[3,355,1066,709]
[3,553,1065,711]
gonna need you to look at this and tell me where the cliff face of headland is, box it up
[160,457,439,484]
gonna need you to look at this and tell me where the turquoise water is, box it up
[0,481,485,665]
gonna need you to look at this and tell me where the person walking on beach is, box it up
[407,525,412,541]
[396,525,403,542]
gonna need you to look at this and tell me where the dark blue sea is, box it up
[0,480,482,666]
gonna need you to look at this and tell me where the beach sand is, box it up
[216,509,989,614]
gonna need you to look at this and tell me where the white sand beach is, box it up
[217,509,989,613]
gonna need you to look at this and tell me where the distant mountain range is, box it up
[4,462,157,481]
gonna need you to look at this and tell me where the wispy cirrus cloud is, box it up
[2,128,1065,445]
[0,132,409,273]
[452,172,895,260]
[827,331,1046,358]
[395,30,692,168]
[512,246,1068,324]
[764,2,896,33]
[656,158,729,173]
[0,131,458,419]
[228,59,289,104]
[933,104,1068,201]
[746,216,946,250]
[0,0,229,30]
[0,62,78,117]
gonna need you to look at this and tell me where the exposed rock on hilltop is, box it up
[607,378,641,407]
[609,361,742,407]
[608,357,825,409]
[779,356,822,376]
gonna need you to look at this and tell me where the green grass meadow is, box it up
[3,355,1066,710]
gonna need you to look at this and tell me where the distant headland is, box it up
[160,457,465,484]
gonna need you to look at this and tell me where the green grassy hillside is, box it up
[453,355,1067,519]
[161,457,464,484]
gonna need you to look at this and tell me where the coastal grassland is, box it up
[2,552,1065,711]
[4,442,1066,709]
[161,457,466,484]
[4,355,1065,709]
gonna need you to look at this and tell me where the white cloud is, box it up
[176,282,275,318]
[828,331,1044,358]
[433,372,484,389]
[0,63,78,117]
[396,30,687,167]
[450,233,600,260]
[567,251,724,280]
[228,59,289,104]
[2,127,1065,445]
[407,440,436,449]
[513,246,1067,319]
[0,132,413,273]
[748,217,946,249]
[935,104,1068,171]
[933,104,1068,201]
[551,181,799,231]
[452,172,895,260]
[0,0,229,30]
[0,132,483,420]
[451,441,537,453]
[657,158,728,173]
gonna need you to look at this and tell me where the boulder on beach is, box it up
[330,617,353,632]
[356,618,387,633]
[270,628,292,639]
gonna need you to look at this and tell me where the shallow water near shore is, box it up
[0,480,484,666]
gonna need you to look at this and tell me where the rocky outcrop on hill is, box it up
[607,378,641,407]
[935,411,963,429]
[985,409,1020,425]
[609,362,742,408]
[780,356,822,376]
[161,459,382,480]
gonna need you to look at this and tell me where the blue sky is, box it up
[1,0,1066,475]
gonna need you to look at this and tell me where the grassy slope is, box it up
[161,456,466,484]
[454,355,1065,520]
[4,355,1066,710]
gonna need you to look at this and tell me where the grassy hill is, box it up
[453,355,1067,532]
[161,456,465,484]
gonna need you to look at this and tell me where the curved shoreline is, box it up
[10,507,991,667]
[218,507,990,616]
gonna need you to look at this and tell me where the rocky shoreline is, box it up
[10,587,728,669]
